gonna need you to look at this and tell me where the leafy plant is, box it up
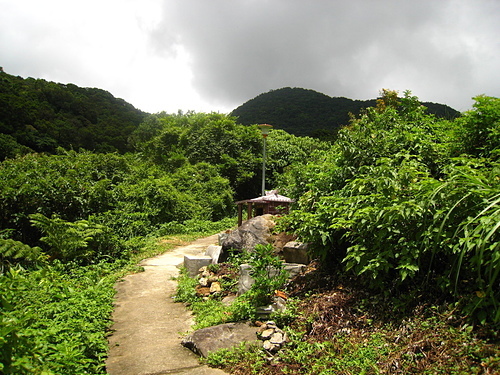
[278,92,500,325]
[29,213,104,262]
[0,239,45,270]
[246,244,289,306]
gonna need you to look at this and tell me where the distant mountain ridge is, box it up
[231,87,460,138]
[0,70,462,161]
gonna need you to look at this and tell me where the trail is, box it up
[106,235,227,375]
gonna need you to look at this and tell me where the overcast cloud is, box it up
[0,0,498,114]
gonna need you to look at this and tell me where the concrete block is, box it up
[184,255,213,277]
[205,245,223,264]
[283,241,310,264]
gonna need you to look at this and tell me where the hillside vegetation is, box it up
[231,87,460,139]
[0,70,146,159]
[0,72,498,374]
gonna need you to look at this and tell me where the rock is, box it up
[237,264,254,295]
[207,275,220,284]
[284,263,307,278]
[221,295,236,306]
[182,322,259,357]
[263,340,279,352]
[221,215,275,252]
[260,329,274,340]
[256,304,275,319]
[283,241,310,265]
[205,245,223,264]
[270,332,284,344]
[209,281,222,293]
[218,231,230,246]
[184,255,213,277]
[256,321,287,353]
[271,296,287,313]
[273,232,297,253]
[199,277,209,287]
[195,285,211,297]
[255,297,287,319]
[264,321,277,329]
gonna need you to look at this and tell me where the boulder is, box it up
[283,241,310,264]
[181,322,259,357]
[205,245,223,264]
[221,215,275,252]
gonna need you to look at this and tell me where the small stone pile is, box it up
[256,321,288,353]
[195,266,223,297]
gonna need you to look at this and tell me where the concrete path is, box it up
[106,235,227,375]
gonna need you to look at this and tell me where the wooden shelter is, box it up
[235,190,295,226]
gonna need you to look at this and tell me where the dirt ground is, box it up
[105,234,227,375]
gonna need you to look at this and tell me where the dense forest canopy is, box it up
[231,87,461,139]
[0,70,146,158]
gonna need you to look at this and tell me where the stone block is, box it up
[205,245,223,264]
[283,241,310,264]
[183,255,213,277]
[182,322,259,357]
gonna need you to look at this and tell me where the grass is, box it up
[180,262,500,375]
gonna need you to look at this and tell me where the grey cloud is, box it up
[151,0,498,111]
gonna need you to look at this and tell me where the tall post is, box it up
[258,124,273,197]
[262,135,266,197]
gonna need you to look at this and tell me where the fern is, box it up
[0,238,46,269]
[29,213,104,261]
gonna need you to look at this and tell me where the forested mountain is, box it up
[1,71,462,160]
[231,87,461,138]
[0,69,146,159]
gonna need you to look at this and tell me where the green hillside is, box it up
[231,87,460,138]
[0,69,146,159]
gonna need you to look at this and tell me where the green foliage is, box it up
[246,244,289,306]
[174,244,289,328]
[206,312,498,375]
[0,150,234,257]
[0,263,117,374]
[132,111,262,198]
[0,70,146,154]
[426,160,500,323]
[204,342,265,373]
[0,239,45,270]
[266,129,330,189]
[158,217,236,236]
[455,95,500,159]
[231,87,460,138]
[29,214,104,262]
[0,133,32,161]
[278,92,500,325]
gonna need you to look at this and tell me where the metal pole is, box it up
[262,135,266,196]
[258,124,272,197]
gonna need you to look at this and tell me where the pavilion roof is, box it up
[236,190,295,204]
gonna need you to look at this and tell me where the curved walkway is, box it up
[106,235,227,375]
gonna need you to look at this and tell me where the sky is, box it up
[0,0,498,114]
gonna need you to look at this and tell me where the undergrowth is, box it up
[179,259,500,375]
[1,218,235,374]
